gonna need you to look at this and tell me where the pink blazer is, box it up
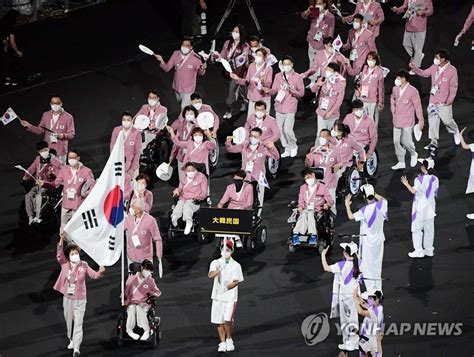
[110,127,142,174]
[297,181,334,212]
[343,113,378,156]
[178,171,208,201]
[135,104,168,131]
[25,155,62,182]
[413,63,458,105]
[347,65,385,106]
[347,1,385,37]
[125,212,163,262]
[27,110,75,157]
[124,274,161,306]
[226,141,279,182]
[313,74,346,118]
[390,84,424,128]
[270,71,305,114]
[170,119,195,162]
[303,50,347,79]
[218,182,254,209]
[301,10,335,50]
[171,136,216,173]
[393,0,433,32]
[343,28,377,74]
[236,62,273,102]
[52,164,95,210]
[334,136,365,167]
[53,243,102,300]
[305,145,340,189]
[463,5,474,33]
[160,50,206,94]
[125,189,154,213]
[219,40,250,68]
[244,114,281,143]
[198,103,220,130]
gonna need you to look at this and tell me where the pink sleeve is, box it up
[413,64,435,78]
[218,186,231,207]
[199,177,208,200]
[171,135,188,148]
[367,33,376,52]
[110,128,117,152]
[354,138,365,161]
[57,243,68,265]
[377,72,385,106]
[219,41,229,58]
[375,4,385,25]
[205,139,217,151]
[327,15,335,37]
[270,76,280,95]
[298,186,306,209]
[263,67,273,88]
[211,108,220,130]
[294,75,305,98]
[342,32,352,51]
[130,132,142,171]
[367,122,378,157]
[448,69,458,104]
[463,7,474,32]
[395,0,409,13]
[198,61,206,76]
[147,192,154,212]
[124,275,133,305]
[64,114,75,140]
[345,62,358,77]
[226,141,243,153]
[27,114,47,135]
[245,184,254,208]
[86,264,102,280]
[235,73,248,86]
[270,120,281,142]
[160,52,176,72]
[390,88,396,114]
[332,81,346,111]
[26,159,37,177]
[149,279,162,298]
[151,219,163,258]
[423,0,433,16]
[266,145,279,160]
[413,90,424,126]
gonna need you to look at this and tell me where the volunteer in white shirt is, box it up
[208,240,244,353]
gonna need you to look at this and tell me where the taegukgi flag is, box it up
[1,107,18,125]
[64,133,125,266]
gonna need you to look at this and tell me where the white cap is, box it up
[361,183,375,197]
[417,157,435,170]
[340,241,358,256]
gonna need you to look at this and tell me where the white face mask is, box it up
[316,5,324,11]
[221,249,231,259]
[331,129,341,138]
[136,183,146,192]
[231,31,240,40]
[51,104,62,112]
[255,56,264,65]
[433,58,441,66]
[250,46,259,53]
[367,60,376,68]
[394,78,402,87]
[122,120,132,129]
[69,254,80,264]
[353,22,361,30]
[305,178,316,186]
[186,171,196,179]
[192,102,202,111]
[249,137,259,145]
[129,207,136,216]
[142,270,152,278]
[193,135,203,143]
[319,137,328,146]
[181,46,190,55]
[148,98,158,107]
[283,64,293,73]
[68,158,78,167]
[185,114,195,122]
[39,150,49,159]
[354,109,364,118]
[255,111,265,119]
[324,70,334,78]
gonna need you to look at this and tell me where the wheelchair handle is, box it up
[338,234,366,238]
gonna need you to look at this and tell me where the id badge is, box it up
[320,98,329,111]
[131,234,142,248]
[430,85,439,95]
[50,133,58,143]
[314,31,323,41]
[360,85,369,98]
[307,202,315,211]
[66,188,76,200]
[67,283,76,295]
[182,148,187,154]
[349,49,358,61]
[275,89,286,103]
[245,161,255,173]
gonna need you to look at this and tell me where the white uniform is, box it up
[354,199,388,291]
[466,144,474,194]
[209,258,244,324]
[359,304,384,355]
[411,174,439,256]
[330,260,360,347]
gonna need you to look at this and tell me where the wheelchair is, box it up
[266,145,281,180]
[116,263,161,348]
[286,201,335,253]
[139,130,173,180]
[208,137,220,171]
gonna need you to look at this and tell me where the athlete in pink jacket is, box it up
[343,0,385,38]
[343,100,378,158]
[218,170,254,210]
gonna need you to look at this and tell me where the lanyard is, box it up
[132,214,144,235]
[67,167,78,185]
[50,113,60,130]
[177,53,191,69]
[246,146,259,163]
[315,10,326,28]
[354,117,363,131]
[397,84,409,105]
[189,142,202,156]
[227,42,238,59]
[306,185,317,202]
[182,124,193,140]
[362,67,375,83]
[434,64,448,83]
[132,275,145,295]
[352,28,365,46]
[251,63,266,80]
[67,264,80,283]
[183,177,194,189]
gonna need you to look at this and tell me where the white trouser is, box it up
[175,92,191,109]
[142,131,155,154]
[307,44,318,82]
[293,209,317,235]
[247,98,271,118]
[63,296,86,352]
[360,243,384,292]
[428,104,459,143]
[329,187,337,215]
[339,296,359,345]
[256,183,265,217]
[172,199,199,222]
[60,208,76,234]
[411,218,435,255]
[317,115,338,134]
[25,186,46,218]
[276,112,298,150]
[126,304,150,333]
[402,31,426,67]
[363,102,380,127]
[177,161,184,180]
[393,126,416,163]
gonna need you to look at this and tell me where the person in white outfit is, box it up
[401,158,439,258]
[345,184,387,292]
[321,242,361,352]
[459,127,474,220]
[208,240,244,353]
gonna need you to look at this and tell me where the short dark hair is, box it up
[351,99,364,109]
[190,92,202,101]
[234,169,247,178]
[135,173,150,185]
[354,14,364,21]
[397,69,410,82]
[366,51,381,66]
[303,168,316,177]
[191,127,205,136]
[184,161,197,169]
[36,140,49,151]
[281,55,294,63]
[319,128,331,135]
[182,36,193,46]
[250,127,263,135]
[436,49,450,61]
[323,36,334,45]
[334,120,351,137]
[182,105,199,118]
[327,62,340,73]
[255,48,268,57]
[64,243,80,259]
[68,148,80,156]
[50,94,62,101]
[247,35,261,43]
[254,100,267,110]
[141,259,154,271]
[147,89,159,97]
[122,111,133,119]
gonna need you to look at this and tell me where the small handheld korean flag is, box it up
[332,35,343,52]
[64,133,125,266]
[2,107,18,126]
[258,171,269,189]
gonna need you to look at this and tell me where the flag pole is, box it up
[121,231,125,306]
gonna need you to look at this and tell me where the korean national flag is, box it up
[1,107,18,126]
[332,35,343,52]
[258,171,270,189]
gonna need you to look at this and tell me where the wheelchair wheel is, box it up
[209,138,219,170]
[364,149,379,177]
[346,166,361,196]
[266,147,281,179]
[251,226,267,251]
[151,328,158,349]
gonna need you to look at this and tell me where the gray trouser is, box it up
[428,104,459,142]
[61,207,76,234]
[172,199,199,222]
[226,79,247,109]
[25,186,46,218]
[248,98,271,118]
[293,209,317,235]
[63,297,86,352]
[307,44,318,81]
[403,31,426,67]
[276,112,298,150]
[317,115,338,134]
[393,127,416,163]
[175,92,191,110]
[363,102,380,127]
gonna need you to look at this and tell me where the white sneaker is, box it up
[423,249,434,257]
[467,213,474,220]
[454,131,461,145]
[345,339,358,351]
[408,70,415,75]
[226,338,235,351]
[408,250,425,258]
[127,330,140,340]
[67,340,74,349]
[28,217,35,225]
[171,215,178,227]
[281,150,290,158]
[235,239,243,248]
[184,220,193,235]
[290,147,298,158]
[391,162,406,170]
[223,111,232,119]
[410,152,418,167]
[140,330,150,341]
[338,342,347,350]
[218,342,227,352]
